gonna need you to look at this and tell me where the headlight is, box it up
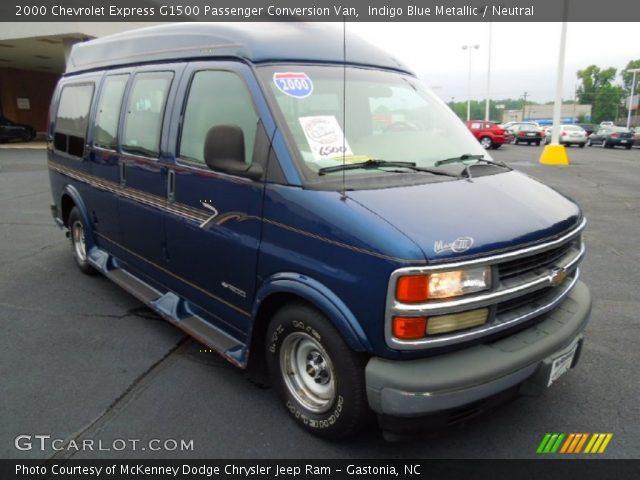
[395,266,491,303]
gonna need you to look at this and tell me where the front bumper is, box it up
[365,281,591,417]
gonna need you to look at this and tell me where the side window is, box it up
[180,70,258,165]
[94,74,128,150]
[470,122,482,129]
[123,72,173,157]
[54,83,94,158]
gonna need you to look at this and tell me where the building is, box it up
[0,23,159,135]
[502,103,592,125]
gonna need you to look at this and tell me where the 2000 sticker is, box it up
[273,72,313,98]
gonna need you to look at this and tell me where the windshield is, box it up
[258,65,487,186]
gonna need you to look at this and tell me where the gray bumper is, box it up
[366,281,591,417]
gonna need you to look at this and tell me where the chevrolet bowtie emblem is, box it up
[549,267,568,287]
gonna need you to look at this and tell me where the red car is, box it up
[466,120,508,149]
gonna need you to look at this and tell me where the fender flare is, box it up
[252,272,372,352]
[60,184,96,250]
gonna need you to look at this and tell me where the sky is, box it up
[347,22,638,103]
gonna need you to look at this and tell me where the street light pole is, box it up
[462,44,479,121]
[626,68,640,129]
[485,23,493,121]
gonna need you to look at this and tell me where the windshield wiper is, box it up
[434,154,511,180]
[318,159,456,177]
[434,154,508,168]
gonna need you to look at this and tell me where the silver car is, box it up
[544,124,587,147]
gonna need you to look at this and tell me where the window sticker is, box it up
[273,72,313,99]
[298,115,353,161]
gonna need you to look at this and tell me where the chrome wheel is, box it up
[279,332,336,413]
[71,220,87,263]
[479,137,492,149]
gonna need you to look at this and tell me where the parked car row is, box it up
[467,119,638,150]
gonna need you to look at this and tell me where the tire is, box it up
[601,140,608,148]
[68,207,97,275]
[587,139,592,147]
[266,303,370,439]
[626,145,632,150]
[579,144,585,148]
[493,144,501,150]
[535,141,541,146]
[21,132,31,142]
[479,136,493,149]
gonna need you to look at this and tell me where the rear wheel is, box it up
[68,207,97,275]
[579,143,585,148]
[625,145,632,150]
[479,136,493,149]
[535,141,541,146]
[266,303,370,439]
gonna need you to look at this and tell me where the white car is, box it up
[544,124,587,147]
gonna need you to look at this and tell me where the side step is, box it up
[87,248,246,368]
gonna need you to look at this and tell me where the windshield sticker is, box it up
[273,72,313,99]
[298,116,353,161]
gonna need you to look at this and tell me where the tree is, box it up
[620,59,640,93]
[576,65,620,122]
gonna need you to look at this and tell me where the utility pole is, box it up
[522,91,528,121]
[462,44,480,121]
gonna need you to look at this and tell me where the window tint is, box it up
[94,75,128,150]
[54,83,94,157]
[180,70,258,164]
[470,122,482,129]
[123,72,173,157]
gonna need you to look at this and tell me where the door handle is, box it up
[167,170,176,202]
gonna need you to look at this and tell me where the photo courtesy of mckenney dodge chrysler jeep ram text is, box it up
[47,23,591,439]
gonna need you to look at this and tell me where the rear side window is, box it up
[179,70,258,165]
[123,72,173,157]
[94,75,128,150]
[54,83,94,158]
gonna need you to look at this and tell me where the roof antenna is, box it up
[340,17,347,201]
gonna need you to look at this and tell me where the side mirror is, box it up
[204,125,263,181]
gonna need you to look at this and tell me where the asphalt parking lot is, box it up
[1,144,638,459]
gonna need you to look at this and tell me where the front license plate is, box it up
[620,140,627,143]
[548,343,578,386]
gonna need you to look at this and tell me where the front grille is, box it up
[498,239,576,280]
[496,286,554,315]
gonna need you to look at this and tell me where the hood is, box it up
[347,171,582,263]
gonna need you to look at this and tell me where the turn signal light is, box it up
[392,316,427,340]
[396,275,429,303]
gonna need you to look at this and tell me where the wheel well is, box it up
[60,194,75,227]
[247,292,308,376]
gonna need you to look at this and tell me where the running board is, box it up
[87,247,245,367]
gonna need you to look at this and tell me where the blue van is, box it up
[48,23,591,439]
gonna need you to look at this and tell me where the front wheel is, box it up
[266,303,370,439]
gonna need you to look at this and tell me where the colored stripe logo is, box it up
[537,433,613,454]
